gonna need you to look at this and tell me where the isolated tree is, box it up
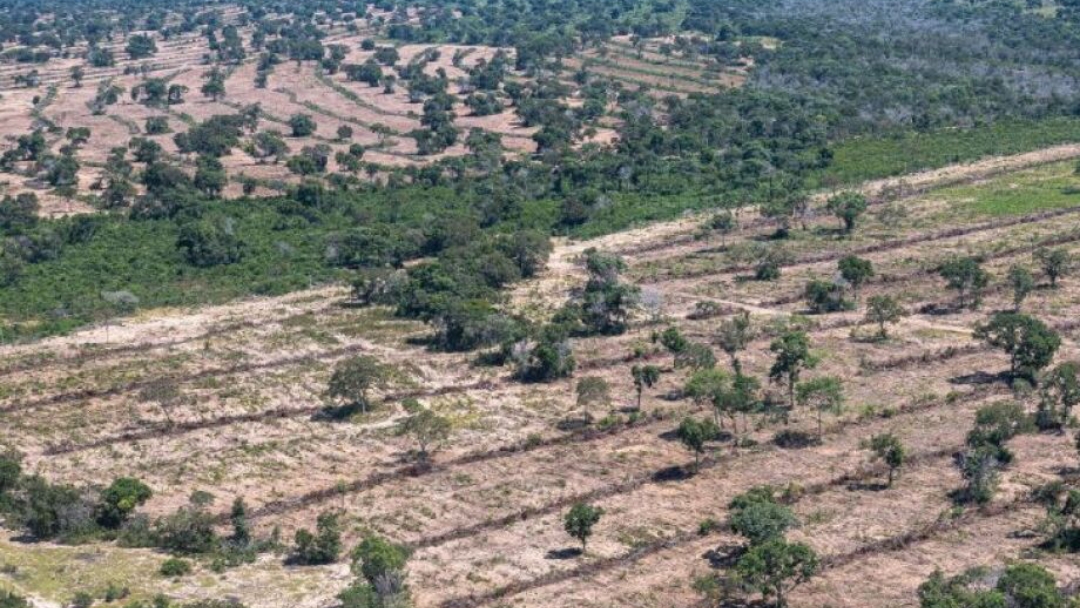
[735,539,819,608]
[337,125,354,141]
[864,295,904,340]
[167,84,188,105]
[706,211,736,246]
[867,433,906,487]
[564,503,603,553]
[769,331,818,420]
[289,113,317,137]
[658,326,689,364]
[715,373,762,439]
[974,312,1061,380]
[826,191,868,234]
[1039,361,1080,430]
[395,407,451,460]
[327,356,397,415]
[1008,264,1036,311]
[838,255,874,303]
[575,376,610,420]
[631,364,661,410]
[716,311,755,374]
[676,417,718,472]
[201,67,227,101]
[70,65,85,88]
[1035,247,1071,288]
[939,257,990,310]
[796,376,844,438]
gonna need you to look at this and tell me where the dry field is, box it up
[0,147,1079,606]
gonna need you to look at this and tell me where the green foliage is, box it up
[292,511,342,565]
[159,557,193,577]
[734,538,818,608]
[1008,265,1036,311]
[974,313,1061,380]
[864,295,904,339]
[676,417,719,470]
[939,257,991,310]
[729,488,798,547]
[564,503,603,551]
[825,192,868,233]
[326,356,399,415]
[97,477,153,529]
[867,433,906,486]
[920,564,1066,608]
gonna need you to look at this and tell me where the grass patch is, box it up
[815,117,1080,187]
[934,161,1080,217]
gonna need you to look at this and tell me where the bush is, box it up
[159,557,192,577]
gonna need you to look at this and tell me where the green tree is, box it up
[96,477,152,528]
[1039,361,1080,430]
[826,191,868,234]
[1035,247,1071,288]
[575,376,610,421]
[631,364,661,410]
[769,331,818,420]
[326,356,398,415]
[563,503,603,552]
[735,539,818,607]
[838,255,874,303]
[676,417,718,472]
[288,113,317,137]
[716,311,755,373]
[939,257,990,310]
[796,376,843,438]
[729,488,798,547]
[1007,264,1036,311]
[394,407,451,460]
[864,295,904,340]
[292,511,341,565]
[867,433,905,487]
[974,312,1061,380]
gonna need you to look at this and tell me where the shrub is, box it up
[160,557,192,577]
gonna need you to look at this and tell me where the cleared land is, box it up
[1,149,1079,606]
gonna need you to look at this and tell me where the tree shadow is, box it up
[704,543,745,569]
[846,480,889,492]
[949,371,1002,386]
[652,465,692,483]
[545,547,582,560]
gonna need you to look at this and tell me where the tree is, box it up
[729,488,798,547]
[96,477,152,528]
[796,376,843,438]
[326,356,398,415]
[177,218,244,267]
[1008,264,1036,311]
[974,312,1061,380]
[394,407,451,460]
[289,113,317,137]
[867,433,905,487]
[769,331,818,420]
[292,511,341,565]
[563,503,603,552]
[735,539,818,608]
[575,376,610,421]
[1035,247,1071,288]
[919,564,1066,608]
[676,417,718,472]
[126,34,157,59]
[714,373,762,439]
[706,211,736,246]
[804,280,848,314]
[631,364,661,410]
[864,295,903,340]
[939,257,990,310]
[826,191,868,234]
[716,311,754,373]
[70,65,85,88]
[200,67,226,101]
[1039,361,1080,430]
[658,325,689,364]
[350,534,410,588]
[337,125,354,141]
[838,255,874,303]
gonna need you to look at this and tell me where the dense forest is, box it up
[3,0,1080,342]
